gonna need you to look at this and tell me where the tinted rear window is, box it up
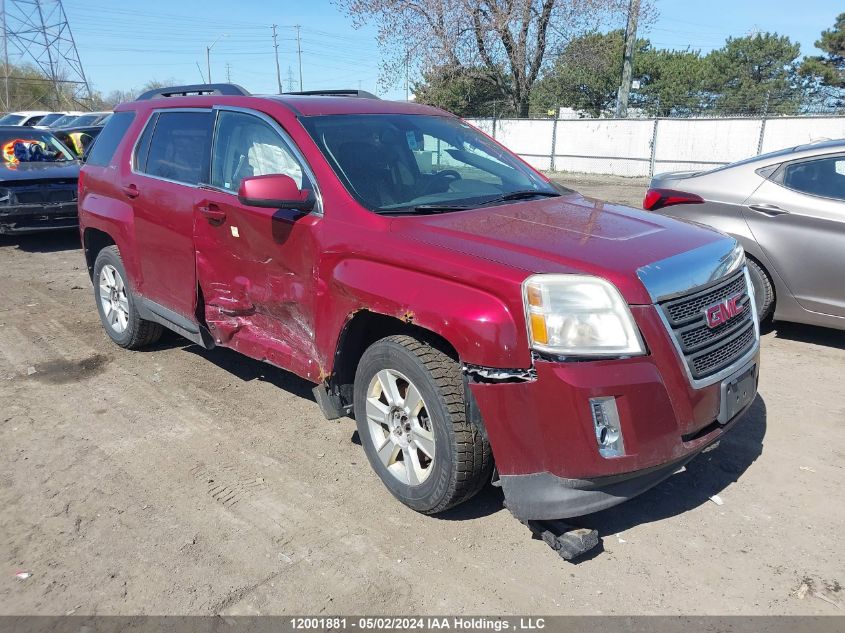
[85,111,136,167]
[143,111,212,185]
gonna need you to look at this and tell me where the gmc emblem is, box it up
[704,294,745,328]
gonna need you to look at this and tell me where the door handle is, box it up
[748,203,789,217]
[197,202,226,223]
[121,184,139,199]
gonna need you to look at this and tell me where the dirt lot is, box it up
[1,177,843,616]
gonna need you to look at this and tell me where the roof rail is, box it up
[135,83,250,101]
[284,89,379,100]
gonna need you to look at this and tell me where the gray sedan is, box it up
[645,139,845,331]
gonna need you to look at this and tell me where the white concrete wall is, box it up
[653,118,761,174]
[554,119,654,177]
[464,116,845,177]
[759,117,845,153]
[493,119,555,171]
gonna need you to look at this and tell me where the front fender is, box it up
[318,258,530,369]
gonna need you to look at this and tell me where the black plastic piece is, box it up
[136,83,250,101]
[312,383,348,420]
[284,89,379,100]
[524,520,600,561]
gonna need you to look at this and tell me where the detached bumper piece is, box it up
[522,519,599,561]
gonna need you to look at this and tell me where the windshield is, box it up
[72,114,102,126]
[301,114,556,213]
[50,115,79,128]
[37,113,64,127]
[0,114,25,125]
[0,130,76,163]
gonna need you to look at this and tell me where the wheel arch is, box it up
[82,227,116,279]
[329,309,459,408]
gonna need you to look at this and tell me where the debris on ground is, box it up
[709,494,724,506]
[799,466,816,473]
[15,571,32,580]
[792,577,842,610]
[26,367,37,376]
[524,519,600,561]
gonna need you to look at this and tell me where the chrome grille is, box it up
[690,324,756,377]
[658,270,757,381]
[664,274,746,325]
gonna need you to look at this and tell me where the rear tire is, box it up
[747,258,774,323]
[93,245,163,349]
[353,335,492,515]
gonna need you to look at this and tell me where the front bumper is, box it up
[499,399,750,519]
[0,202,78,234]
[469,304,760,520]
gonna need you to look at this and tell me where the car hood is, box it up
[389,192,730,305]
[0,160,80,182]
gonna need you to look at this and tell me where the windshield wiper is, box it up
[378,204,472,215]
[479,190,561,206]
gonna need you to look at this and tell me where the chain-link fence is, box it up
[466,114,845,177]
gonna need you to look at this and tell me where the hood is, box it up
[0,160,80,182]
[389,192,730,305]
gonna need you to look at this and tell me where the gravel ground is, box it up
[1,177,843,615]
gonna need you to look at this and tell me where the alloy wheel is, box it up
[365,368,435,486]
[98,264,129,334]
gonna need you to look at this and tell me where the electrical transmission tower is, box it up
[1,0,92,110]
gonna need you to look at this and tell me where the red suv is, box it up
[78,84,760,521]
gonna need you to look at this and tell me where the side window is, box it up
[143,111,213,185]
[780,156,845,202]
[133,112,158,171]
[210,110,306,193]
[85,111,135,167]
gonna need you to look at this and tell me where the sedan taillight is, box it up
[643,188,704,211]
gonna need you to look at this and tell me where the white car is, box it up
[35,112,82,128]
[0,110,53,127]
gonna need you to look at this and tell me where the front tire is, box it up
[93,245,163,349]
[747,258,774,323]
[353,335,492,515]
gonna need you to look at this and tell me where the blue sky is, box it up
[58,0,839,101]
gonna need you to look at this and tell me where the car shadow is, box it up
[569,395,767,539]
[180,342,316,402]
[0,229,81,253]
[770,321,845,351]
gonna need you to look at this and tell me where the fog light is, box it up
[590,397,625,458]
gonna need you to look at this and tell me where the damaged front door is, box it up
[194,107,323,380]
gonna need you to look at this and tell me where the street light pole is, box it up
[206,35,226,83]
[272,24,282,94]
[295,25,303,91]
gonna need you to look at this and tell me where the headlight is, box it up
[522,274,645,357]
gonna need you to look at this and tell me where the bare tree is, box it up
[338,0,640,116]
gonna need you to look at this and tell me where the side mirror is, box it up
[237,174,315,211]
